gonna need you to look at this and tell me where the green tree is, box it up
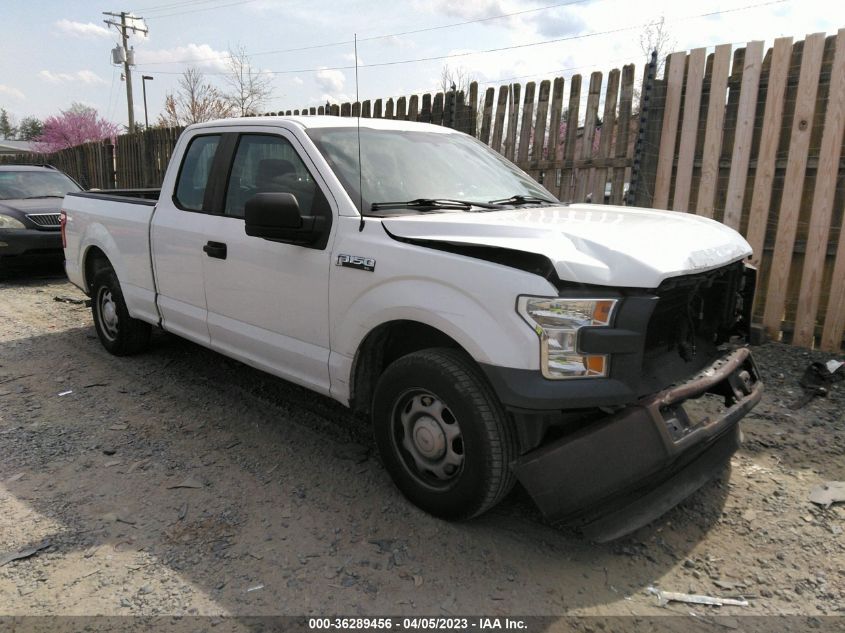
[0,108,16,140]
[16,117,43,140]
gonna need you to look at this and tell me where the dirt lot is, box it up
[1,263,843,625]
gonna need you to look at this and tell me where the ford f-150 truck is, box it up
[62,116,762,541]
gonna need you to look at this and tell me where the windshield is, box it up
[305,127,556,214]
[0,170,81,200]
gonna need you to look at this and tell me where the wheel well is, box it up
[83,247,111,294]
[350,320,466,415]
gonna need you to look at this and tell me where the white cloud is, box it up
[38,70,107,85]
[315,68,346,94]
[292,76,304,85]
[0,84,25,100]
[134,43,230,72]
[55,19,111,39]
[419,0,506,20]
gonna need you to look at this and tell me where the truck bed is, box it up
[63,190,159,325]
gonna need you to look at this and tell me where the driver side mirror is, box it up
[244,192,325,245]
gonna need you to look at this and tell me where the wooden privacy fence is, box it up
[649,29,845,352]
[270,66,640,206]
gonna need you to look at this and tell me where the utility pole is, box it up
[104,11,147,134]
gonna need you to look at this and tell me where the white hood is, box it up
[382,204,751,288]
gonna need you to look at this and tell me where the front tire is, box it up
[372,348,518,520]
[91,267,151,356]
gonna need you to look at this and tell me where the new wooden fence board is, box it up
[653,51,687,209]
[611,64,635,205]
[722,40,764,230]
[672,47,707,212]
[795,29,845,348]
[762,32,826,339]
[746,36,793,267]
[593,69,620,204]
[821,220,845,351]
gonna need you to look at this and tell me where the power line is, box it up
[135,0,239,13]
[137,0,598,64]
[143,0,264,19]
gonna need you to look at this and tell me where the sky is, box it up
[0,0,843,130]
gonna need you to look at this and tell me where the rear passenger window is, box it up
[174,135,220,211]
[224,134,321,219]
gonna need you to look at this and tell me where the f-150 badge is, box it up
[336,254,375,272]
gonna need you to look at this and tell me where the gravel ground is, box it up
[0,262,843,626]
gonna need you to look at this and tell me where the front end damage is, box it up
[481,261,762,541]
[514,346,761,542]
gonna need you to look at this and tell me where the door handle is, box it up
[203,241,227,259]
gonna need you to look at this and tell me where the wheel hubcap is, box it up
[98,288,119,340]
[395,391,464,487]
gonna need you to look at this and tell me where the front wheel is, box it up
[372,348,518,520]
[91,267,151,356]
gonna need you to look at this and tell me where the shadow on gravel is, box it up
[0,256,65,284]
[0,321,731,615]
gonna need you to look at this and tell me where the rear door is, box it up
[200,128,336,395]
[150,131,229,345]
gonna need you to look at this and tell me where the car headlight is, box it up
[0,214,26,229]
[517,297,617,379]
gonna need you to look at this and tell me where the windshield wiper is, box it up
[22,195,64,199]
[488,194,558,206]
[370,198,498,212]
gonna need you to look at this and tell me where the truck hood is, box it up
[381,204,752,288]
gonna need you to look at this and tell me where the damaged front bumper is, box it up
[514,347,762,542]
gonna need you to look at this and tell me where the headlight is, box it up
[517,297,617,379]
[0,214,26,229]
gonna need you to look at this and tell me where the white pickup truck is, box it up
[62,116,762,541]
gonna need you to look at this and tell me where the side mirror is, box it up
[244,192,325,244]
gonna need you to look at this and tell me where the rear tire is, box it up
[91,267,151,356]
[372,348,518,520]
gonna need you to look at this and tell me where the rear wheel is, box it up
[91,267,151,355]
[372,348,517,520]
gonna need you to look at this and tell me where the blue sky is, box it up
[1,0,842,130]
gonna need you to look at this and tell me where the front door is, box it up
[201,131,335,395]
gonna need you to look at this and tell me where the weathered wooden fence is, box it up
[647,29,845,352]
[2,29,844,352]
[269,67,640,206]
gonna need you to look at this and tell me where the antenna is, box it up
[355,33,365,232]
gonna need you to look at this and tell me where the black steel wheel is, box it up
[372,348,517,520]
[90,267,151,356]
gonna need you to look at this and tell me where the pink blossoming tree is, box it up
[36,103,120,152]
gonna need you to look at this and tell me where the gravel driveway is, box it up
[1,263,843,627]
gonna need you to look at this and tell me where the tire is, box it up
[372,348,518,520]
[90,267,151,356]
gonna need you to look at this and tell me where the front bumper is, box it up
[513,347,762,541]
[0,228,62,257]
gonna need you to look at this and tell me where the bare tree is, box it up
[439,64,473,96]
[158,67,233,127]
[639,16,676,78]
[224,45,273,117]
